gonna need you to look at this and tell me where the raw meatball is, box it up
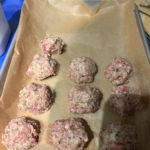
[18,83,53,115]
[101,142,136,150]
[101,121,136,150]
[26,54,57,80]
[69,57,97,83]
[109,86,143,116]
[50,118,89,150]
[40,35,64,55]
[2,117,40,150]
[104,57,133,86]
[68,85,102,114]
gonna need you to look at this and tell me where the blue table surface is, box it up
[0,0,24,69]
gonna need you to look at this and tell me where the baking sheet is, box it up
[0,0,150,149]
[136,0,150,35]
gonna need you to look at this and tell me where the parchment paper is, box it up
[0,0,150,149]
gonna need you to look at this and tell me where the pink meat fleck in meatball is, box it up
[50,118,89,150]
[68,85,102,114]
[40,35,64,55]
[2,117,40,150]
[69,57,97,83]
[109,86,143,116]
[104,57,133,86]
[101,121,137,150]
[26,54,57,80]
[18,83,53,115]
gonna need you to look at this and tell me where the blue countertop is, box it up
[0,0,24,69]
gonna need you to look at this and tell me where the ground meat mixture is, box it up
[2,117,40,150]
[101,142,136,150]
[101,121,136,150]
[109,86,143,116]
[104,57,133,86]
[50,118,89,150]
[26,54,57,80]
[40,35,64,55]
[68,85,102,114]
[69,57,97,83]
[18,83,53,115]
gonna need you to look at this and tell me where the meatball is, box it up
[109,86,143,116]
[50,118,89,150]
[69,57,97,83]
[26,54,57,80]
[18,83,53,115]
[40,35,64,55]
[104,57,133,86]
[68,85,102,114]
[101,121,136,150]
[101,143,136,150]
[2,117,40,150]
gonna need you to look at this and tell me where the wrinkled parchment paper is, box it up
[0,0,150,149]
